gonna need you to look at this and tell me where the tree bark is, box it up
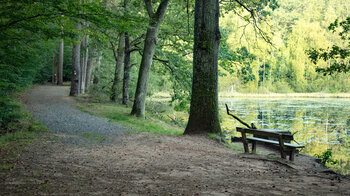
[58,39,64,85]
[85,48,96,90]
[131,0,169,118]
[52,53,57,84]
[80,35,89,94]
[70,23,81,97]
[122,33,131,106]
[93,55,102,85]
[111,33,125,104]
[70,43,81,96]
[184,0,221,134]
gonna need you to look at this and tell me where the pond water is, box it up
[219,98,350,175]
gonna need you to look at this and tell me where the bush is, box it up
[315,148,339,166]
[272,81,294,93]
[0,97,22,134]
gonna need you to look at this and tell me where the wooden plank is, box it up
[236,127,293,140]
[236,127,304,161]
[245,137,304,148]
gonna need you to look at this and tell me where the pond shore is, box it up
[219,92,350,98]
[151,92,350,100]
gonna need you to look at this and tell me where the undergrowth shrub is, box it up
[0,97,22,134]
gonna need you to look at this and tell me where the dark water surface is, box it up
[220,98,350,175]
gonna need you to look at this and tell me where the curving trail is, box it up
[23,85,127,143]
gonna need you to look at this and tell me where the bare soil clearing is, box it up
[1,85,349,195]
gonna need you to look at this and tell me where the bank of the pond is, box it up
[153,92,350,99]
[77,94,350,175]
[219,92,350,99]
[220,97,350,175]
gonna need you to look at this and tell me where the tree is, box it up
[52,53,58,84]
[122,33,143,106]
[184,0,221,134]
[70,23,82,97]
[86,48,97,90]
[80,35,89,94]
[122,33,131,105]
[58,39,64,85]
[110,32,125,103]
[131,0,170,118]
[308,17,350,75]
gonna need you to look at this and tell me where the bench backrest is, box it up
[236,127,294,141]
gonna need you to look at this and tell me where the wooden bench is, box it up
[236,127,304,161]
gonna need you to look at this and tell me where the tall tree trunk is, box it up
[85,48,96,90]
[70,43,81,96]
[58,39,64,85]
[111,32,125,103]
[122,33,131,106]
[131,0,169,118]
[93,55,102,85]
[70,24,81,97]
[184,0,221,134]
[52,53,57,84]
[80,35,89,94]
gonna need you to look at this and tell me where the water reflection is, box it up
[220,98,350,175]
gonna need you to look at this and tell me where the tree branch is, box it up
[154,0,170,21]
[225,104,256,129]
[144,0,154,18]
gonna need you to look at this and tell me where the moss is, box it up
[0,163,14,170]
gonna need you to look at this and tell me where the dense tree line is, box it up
[1,0,348,135]
[219,0,349,93]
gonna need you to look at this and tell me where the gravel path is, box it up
[23,85,127,143]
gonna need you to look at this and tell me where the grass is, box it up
[208,133,243,152]
[78,132,106,142]
[0,96,48,171]
[76,96,247,153]
[76,98,184,135]
[0,163,14,170]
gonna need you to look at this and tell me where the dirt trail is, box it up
[1,85,349,195]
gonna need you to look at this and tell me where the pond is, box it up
[220,98,350,175]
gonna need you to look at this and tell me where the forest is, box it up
[1,0,350,194]
[1,0,350,134]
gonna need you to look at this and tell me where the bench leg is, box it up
[241,132,249,153]
[289,150,295,161]
[252,141,256,154]
[278,136,286,159]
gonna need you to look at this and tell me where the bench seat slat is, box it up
[246,136,304,148]
[237,127,294,140]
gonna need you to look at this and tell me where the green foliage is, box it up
[220,0,350,94]
[315,148,339,166]
[307,17,350,75]
[0,97,22,131]
[0,163,14,170]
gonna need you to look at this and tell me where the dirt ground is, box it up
[1,86,350,195]
[1,132,349,195]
